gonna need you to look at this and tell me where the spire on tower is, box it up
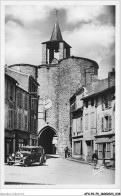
[41,9,71,64]
[50,10,63,41]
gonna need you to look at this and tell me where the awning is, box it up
[17,132,29,140]
[96,136,115,143]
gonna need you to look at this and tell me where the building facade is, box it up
[82,87,97,162]
[70,68,115,167]
[82,69,115,166]
[5,72,17,161]
[5,67,39,159]
[15,86,30,150]
[29,76,39,146]
[70,87,84,159]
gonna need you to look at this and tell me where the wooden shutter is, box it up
[8,110,11,128]
[24,95,27,110]
[101,117,104,131]
[24,115,28,131]
[11,110,13,129]
[20,92,23,108]
[106,143,111,159]
[18,113,21,129]
[17,92,19,106]
[14,110,17,129]
[72,119,76,134]
[108,116,112,130]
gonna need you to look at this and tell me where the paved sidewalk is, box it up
[66,157,115,170]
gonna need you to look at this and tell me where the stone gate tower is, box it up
[37,13,99,156]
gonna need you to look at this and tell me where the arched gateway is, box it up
[38,126,58,154]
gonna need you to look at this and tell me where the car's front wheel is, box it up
[43,155,46,163]
[23,159,30,167]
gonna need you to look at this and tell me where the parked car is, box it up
[7,146,46,166]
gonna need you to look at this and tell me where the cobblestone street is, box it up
[4,155,115,185]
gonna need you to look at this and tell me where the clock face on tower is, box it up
[43,99,52,110]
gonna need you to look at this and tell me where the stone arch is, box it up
[38,126,58,154]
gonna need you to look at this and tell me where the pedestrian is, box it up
[64,146,68,158]
[92,150,98,169]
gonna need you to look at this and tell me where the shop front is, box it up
[5,130,15,162]
[72,136,83,159]
[95,134,115,167]
[14,130,29,151]
[85,140,94,162]
[30,134,38,146]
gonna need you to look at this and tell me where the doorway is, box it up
[38,126,57,154]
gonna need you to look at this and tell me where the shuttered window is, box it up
[98,143,111,159]
[106,143,111,159]
[18,113,22,129]
[102,116,112,132]
[24,95,28,110]
[31,99,34,110]
[14,110,17,129]
[24,115,28,131]
[108,116,112,130]
[101,117,104,131]
[72,119,77,134]
[17,92,23,108]
[19,92,23,108]
[8,109,13,129]
[102,94,113,110]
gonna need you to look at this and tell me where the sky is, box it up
[5,2,115,79]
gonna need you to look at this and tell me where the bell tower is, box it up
[41,10,71,64]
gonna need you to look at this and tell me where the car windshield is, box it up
[20,148,31,152]
[31,148,42,153]
[20,148,43,153]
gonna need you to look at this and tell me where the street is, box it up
[4,155,115,185]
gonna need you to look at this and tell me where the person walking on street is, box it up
[92,150,98,169]
[64,146,69,158]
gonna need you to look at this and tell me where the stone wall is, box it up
[8,64,37,80]
[37,65,59,134]
[57,57,98,155]
[42,44,48,64]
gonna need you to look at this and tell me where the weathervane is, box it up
[56,9,59,21]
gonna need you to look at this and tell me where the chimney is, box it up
[108,68,115,87]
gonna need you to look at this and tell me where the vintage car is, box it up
[7,146,46,166]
